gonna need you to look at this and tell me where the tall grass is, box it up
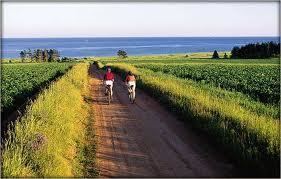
[101,62,280,177]
[2,63,92,177]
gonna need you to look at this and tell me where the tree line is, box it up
[230,41,280,59]
[20,49,60,62]
[212,41,280,59]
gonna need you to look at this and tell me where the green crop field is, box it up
[1,63,73,113]
[135,63,280,104]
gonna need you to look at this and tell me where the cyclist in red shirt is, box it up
[104,67,114,97]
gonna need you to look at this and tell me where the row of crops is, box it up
[100,62,279,176]
[136,63,280,104]
[1,63,73,113]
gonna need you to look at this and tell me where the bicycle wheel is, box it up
[107,87,111,105]
[132,91,135,104]
[108,92,111,104]
[129,92,132,103]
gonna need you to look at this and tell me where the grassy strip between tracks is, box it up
[95,61,280,177]
[2,63,97,177]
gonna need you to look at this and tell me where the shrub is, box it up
[117,50,128,58]
[223,53,228,59]
[212,50,219,59]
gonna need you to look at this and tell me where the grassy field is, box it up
[2,63,97,177]
[2,58,22,63]
[95,53,279,64]
[95,53,280,176]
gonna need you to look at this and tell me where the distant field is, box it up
[2,59,21,63]
[97,53,279,65]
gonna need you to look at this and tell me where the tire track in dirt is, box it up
[89,64,237,177]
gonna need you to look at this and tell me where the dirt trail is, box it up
[89,65,237,177]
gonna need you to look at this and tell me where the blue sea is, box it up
[2,37,279,58]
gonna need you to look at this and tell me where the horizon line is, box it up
[2,36,280,39]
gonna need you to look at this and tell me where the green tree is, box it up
[27,49,33,62]
[19,48,62,62]
[48,49,60,62]
[32,50,37,62]
[117,50,127,58]
[20,50,26,62]
[53,49,60,62]
[231,46,240,59]
[223,53,228,59]
[48,49,55,62]
[43,49,49,62]
[212,50,219,59]
[36,49,44,62]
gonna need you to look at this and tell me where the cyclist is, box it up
[104,67,114,98]
[125,71,136,102]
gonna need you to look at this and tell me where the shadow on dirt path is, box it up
[89,64,238,177]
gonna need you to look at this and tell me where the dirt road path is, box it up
[89,65,237,177]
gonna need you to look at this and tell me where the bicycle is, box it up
[104,80,113,105]
[126,75,140,104]
[105,84,112,104]
[128,85,135,104]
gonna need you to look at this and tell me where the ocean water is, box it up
[2,37,279,58]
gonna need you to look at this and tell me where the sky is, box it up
[2,2,279,38]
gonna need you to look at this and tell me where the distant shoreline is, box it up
[2,36,280,39]
[2,51,231,60]
[3,37,279,58]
